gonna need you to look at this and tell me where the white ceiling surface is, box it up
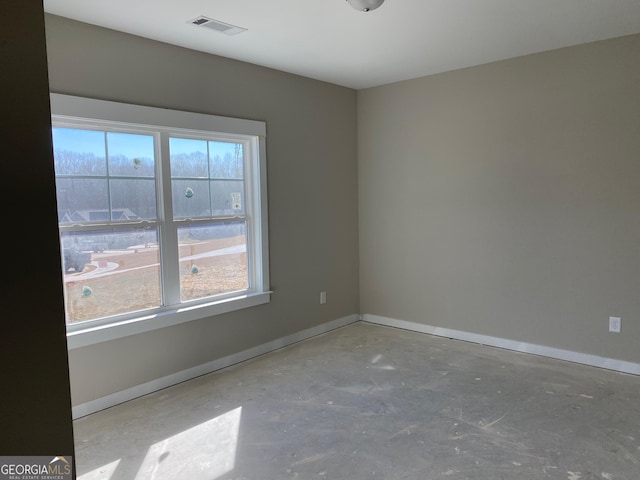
[43,0,640,90]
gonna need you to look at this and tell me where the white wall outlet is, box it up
[320,291,327,304]
[609,316,621,333]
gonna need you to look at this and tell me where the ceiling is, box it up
[43,0,640,90]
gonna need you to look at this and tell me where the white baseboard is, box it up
[73,312,639,420]
[72,314,359,420]
[362,314,640,377]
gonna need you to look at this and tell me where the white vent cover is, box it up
[189,16,247,36]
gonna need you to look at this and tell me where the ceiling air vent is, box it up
[189,16,247,36]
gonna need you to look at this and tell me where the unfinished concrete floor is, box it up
[74,322,640,480]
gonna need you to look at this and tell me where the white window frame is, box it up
[50,93,270,349]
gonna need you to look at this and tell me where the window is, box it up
[50,94,270,348]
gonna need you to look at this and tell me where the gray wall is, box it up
[0,2,74,456]
[44,12,640,411]
[44,14,359,406]
[359,34,640,364]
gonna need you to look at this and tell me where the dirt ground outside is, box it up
[64,235,247,323]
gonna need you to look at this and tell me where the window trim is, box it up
[50,93,270,349]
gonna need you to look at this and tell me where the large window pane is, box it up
[61,228,161,323]
[178,222,248,302]
[52,93,269,335]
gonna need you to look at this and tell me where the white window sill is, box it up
[66,291,271,350]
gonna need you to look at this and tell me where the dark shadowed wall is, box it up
[0,0,74,459]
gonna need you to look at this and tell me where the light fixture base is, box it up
[346,0,385,12]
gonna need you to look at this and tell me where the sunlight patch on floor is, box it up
[77,407,242,480]
[134,407,242,479]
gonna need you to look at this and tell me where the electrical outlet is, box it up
[609,316,621,333]
[320,291,327,304]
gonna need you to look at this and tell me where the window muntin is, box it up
[50,94,269,341]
